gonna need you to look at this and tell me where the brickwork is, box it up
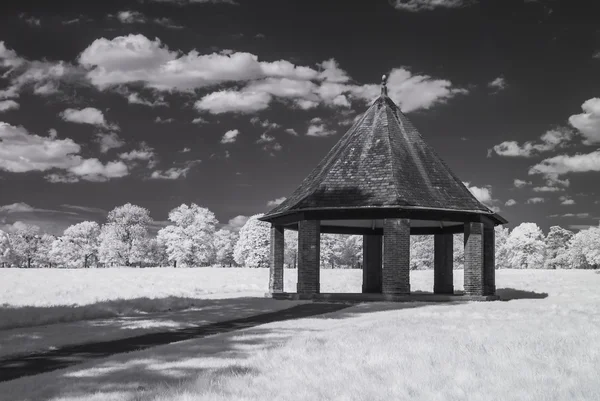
[297,220,320,294]
[434,233,454,294]
[362,235,383,293]
[382,218,410,294]
[483,224,496,295]
[464,222,485,295]
[269,225,284,293]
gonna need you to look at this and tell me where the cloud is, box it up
[180,147,191,153]
[488,77,507,92]
[19,14,41,26]
[250,117,280,130]
[532,186,563,192]
[529,150,600,176]
[127,92,168,107]
[67,159,129,182]
[225,215,249,231]
[390,0,475,11]
[306,124,335,137]
[155,116,175,123]
[594,51,600,59]
[60,107,118,129]
[491,128,574,157]
[559,196,575,205]
[119,144,155,161]
[514,179,532,188]
[285,128,298,136]
[568,98,600,144]
[526,197,545,204]
[95,132,125,153]
[0,100,19,112]
[145,0,238,4]
[150,161,197,179]
[195,90,272,114]
[267,197,286,207]
[221,129,240,144]
[0,42,25,69]
[192,117,207,124]
[505,199,517,206]
[256,133,275,144]
[463,182,493,204]
[0,202,37,213]
[117,11,147,23]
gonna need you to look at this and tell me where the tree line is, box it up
[0,203,598,269]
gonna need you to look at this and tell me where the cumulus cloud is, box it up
[529,150,600,176]
[119,143,155,161]
[532,186,563,192]
[60,107,118,129]
[491,128,574,157]
[568,98,600,144]
[225,215,249,231]
[155,116,175,124]
[117,11,147,23]
[505,199,517,206]
[390,0,475,11]
[221,129,240,144]
[127,92,168,107]
[267,197,286,207]
[488,77,507,92]
[306,124,335,137]
[463,182,493,204]
[0,122,127,182]
[149,160,200,180]
[559,196,575,205]
[0,100,19,112]
[256,133,275,144]
[526,197,545,204]
[95,132,125,153]
[285,128,298,136]
[250,117,280,130]
[195,90,271,114]
[514,179,532,188]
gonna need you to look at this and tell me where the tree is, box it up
[213,229,238,267]
[284,230,298,269]
[336,235,363,268]
[410,235,434,270]
[567,227,600,269]
[0,230,11,268]
[98,203,152,266]
[144,238,169,267]
[36,234,56,268]
[11,224,41,268]
[504,223,546,269]
[156,204,218,267]
[233,214,270,267]
[320,234,338,269]
[453,233,464,269]
[495,225,510,269]
[50,221,100,268]
[544,226,574,269]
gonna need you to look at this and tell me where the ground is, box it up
[1,268,599,401]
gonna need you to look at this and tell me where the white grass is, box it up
[1,270,600,401]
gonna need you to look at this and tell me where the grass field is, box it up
[1,269,600,401]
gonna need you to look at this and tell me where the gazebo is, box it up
[259,76,507,302]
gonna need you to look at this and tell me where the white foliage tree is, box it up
[284,229,298,268]
[156,203,218,267]
[504,223,546,269]
[50,221,100,268]
[410,235,434,270]
[37,234,56,268]
[320,233,338,269]
[544,226,574,269]
[336,235,363,268]
[233,214,270,267]
[453,233,464,269]
[11,224,41,268]
[144,238,169,267]
[214,229,238,267]
[567,226,600,269]
[98,203,152,266]
[0,230,11,267]
[495,225,510,269]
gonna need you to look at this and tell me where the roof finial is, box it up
[381,74,388,97]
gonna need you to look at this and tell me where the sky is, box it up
[0,0,599,236]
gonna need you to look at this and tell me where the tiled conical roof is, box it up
[262,83,504,224]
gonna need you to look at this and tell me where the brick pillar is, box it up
[297,220,320,294]
[483,224,496,295]
[382,218,410,295]
[362,234,382,293]
[434,233,454,294]
[464,222,485,295]
[269,225,284,293]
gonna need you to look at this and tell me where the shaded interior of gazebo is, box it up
[259,77,507,302]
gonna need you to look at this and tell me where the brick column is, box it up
[362,234,382,293]
[464,222,485,295]
[434,233,454,294]
[269,224,284,293]
[483,224,496,295]
[297,220,320,294]
[382,218,410,295]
